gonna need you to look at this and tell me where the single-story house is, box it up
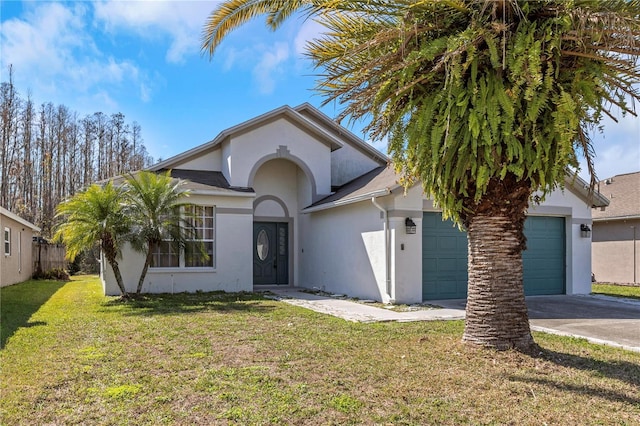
[1,207,41,287]
[592,171,640,284]
[101,103,609,303]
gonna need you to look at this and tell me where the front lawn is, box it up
[592,283,640,300]
[2,276,639,425]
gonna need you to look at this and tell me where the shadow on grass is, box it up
[510,346,640,405]
[101,291,275,316]
[591,291,640,301]
[0,280,68,349]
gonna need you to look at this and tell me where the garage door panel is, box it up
[423,213,565,300]
[438,236,460,251]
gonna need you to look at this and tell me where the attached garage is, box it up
[422,213,565,300]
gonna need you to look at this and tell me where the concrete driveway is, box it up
[434,295,640,352]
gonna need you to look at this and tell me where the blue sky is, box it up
[1,0,638,181]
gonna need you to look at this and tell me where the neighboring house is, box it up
[1,207,40,287]
[592,171,640,284]
[102,103,609,303]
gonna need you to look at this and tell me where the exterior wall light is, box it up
[580,224,591,238]
[405,218,417,235]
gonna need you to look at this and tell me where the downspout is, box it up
[371,197,393,302]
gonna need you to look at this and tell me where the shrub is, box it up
[33,268,70,281]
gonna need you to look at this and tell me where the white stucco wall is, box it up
[227,118,332,197]
[330,143,382,186]
[301,199,391,302]
[388,185,425,303]
[172,149,221,171]
[101,194,254,295]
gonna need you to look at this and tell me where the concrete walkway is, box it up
[265,288,464,322]
[265,289,640,352]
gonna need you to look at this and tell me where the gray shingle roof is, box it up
[592,171,640,220]
[160,169,254,194]
[307,166,399,209]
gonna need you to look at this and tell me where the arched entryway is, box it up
[250,158,313,287]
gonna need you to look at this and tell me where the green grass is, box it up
[2,276,640,425]
[592,283,640,300]
[0,278,68,348]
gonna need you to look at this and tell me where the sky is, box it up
[1,0,638,182]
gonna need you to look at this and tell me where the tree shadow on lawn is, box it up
[0,280,68,349]
[101,291,276,316]
[510,346,640,405]
[592,291,640,301]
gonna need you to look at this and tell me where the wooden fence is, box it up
[33,242,66,274]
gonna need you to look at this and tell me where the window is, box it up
[185,205,215,268]
[150,241,179,268]
[149,205,215,269]
[3,227,10,256]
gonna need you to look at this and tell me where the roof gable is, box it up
[294,103,387,165]
[150,105,345,172]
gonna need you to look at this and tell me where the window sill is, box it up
[148,268,216,274]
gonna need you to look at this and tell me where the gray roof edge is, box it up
[190,189,256,197]
[150,105,345,172]
[0,206,41,231]
[293,103,388,165]
[593,214,640,222]
[564,173,610,208]
[302,188,391,213]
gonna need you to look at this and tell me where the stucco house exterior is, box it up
[101,103,609,303]
[1,207,40,287]
[592,171,640,284]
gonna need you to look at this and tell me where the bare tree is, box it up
[0,67,154,237]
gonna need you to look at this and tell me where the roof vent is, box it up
[605,178,614,185]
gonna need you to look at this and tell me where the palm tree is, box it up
[55,182,130,297]
[124,170,204,294]
[202,0,640,350]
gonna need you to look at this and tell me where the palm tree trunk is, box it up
[136,246,153,294]
[109,258,128,297]
[102,237,128,297]
[463,211,534,350]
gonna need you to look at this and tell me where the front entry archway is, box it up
[253,222,289,285]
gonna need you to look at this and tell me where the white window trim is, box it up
[18,231,22,272]
[4,227,10,256]
[184,205,216,269]
[149,205,216,270]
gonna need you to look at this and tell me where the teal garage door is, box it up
[422,213,565,300]
[522,216,566,295]
[422,213,469,300]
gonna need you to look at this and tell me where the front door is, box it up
[253,222,288,285]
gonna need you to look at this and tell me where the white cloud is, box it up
[294,19,326,57]
[252,42,290,95]
[580,111,640,181]
[0,2,149,106]
[93,0,216,64]
[366,136,389,155]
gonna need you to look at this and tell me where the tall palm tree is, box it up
[202,0,640,349]
[55,182,130,296]
[124,170,205,294]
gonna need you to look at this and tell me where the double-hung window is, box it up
[3,227,10,256]
[185,205,215,268]
[149,205,215,268]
